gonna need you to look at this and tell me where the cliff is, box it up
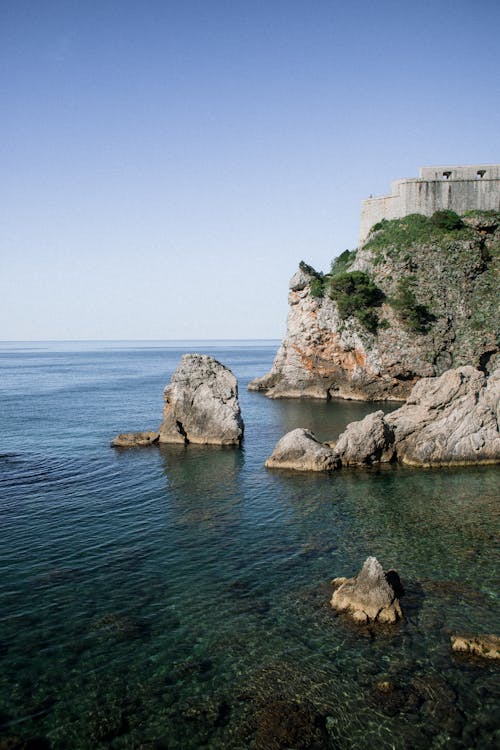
[250,210,500,401]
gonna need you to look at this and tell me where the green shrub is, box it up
[390,277,435,333]
[299,260,321,278]
[330,249,356,277]
[309,277,325,298]
[328,271,384,332]
[430,210,463,231]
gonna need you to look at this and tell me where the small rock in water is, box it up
[265,428,340,472]
[330,556,403,624]
[111,431,159,448]
[451,634,500,660]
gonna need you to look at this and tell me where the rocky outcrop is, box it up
[384,365,500,466]
[451,634,500,660]
[250,212,500,401]
[112,354,244,448]
[266,366,500,469]
[265,428,339,472]
[159,354,244,445]
[111,431,159,448]
[331,557,403,624]
[332,366,500,466]
[334,410,395,465]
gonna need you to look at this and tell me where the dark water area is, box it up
[0,341,498,749]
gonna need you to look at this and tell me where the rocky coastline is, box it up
[250,211,500,401]
[265,365,500,470]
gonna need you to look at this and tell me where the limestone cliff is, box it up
[250,211,500,401]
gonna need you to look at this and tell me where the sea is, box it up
[0,340,498,749]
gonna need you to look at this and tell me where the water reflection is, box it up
[266,395,398,442]
[159,444,244,530]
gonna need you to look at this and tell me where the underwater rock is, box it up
[253,699,329,750]
[331,556,403,624]
[265,428,340,472]
[159,354,244,445]
[90,613,149,641]
[451,634,500,660]
[111,431,159,448]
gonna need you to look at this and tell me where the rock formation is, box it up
[384,365,500,466]
[335,365,500,467]
[250,211,500,401]
[159,354,244,445]
[451,634,500,660]
[264,428,339,472]
[111,431,160,448]
[112,354,244,447]
[331,557,403,624]
[334,410,395,465]
[266,366,500,470]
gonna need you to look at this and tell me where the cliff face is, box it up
[250,211,500,401]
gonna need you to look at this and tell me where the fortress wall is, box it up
[360,165,500,243]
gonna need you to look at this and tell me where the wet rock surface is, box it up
[111,431,159,448]
[451,634,500,660]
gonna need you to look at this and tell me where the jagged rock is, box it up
[331,557,403,624]
[330,366,500,467]
[451,634,500,660]
[159,354,244,445]
[334,410,395,465]
[386,366,500,466]
[265,428,340,472]
[111,431,159,448]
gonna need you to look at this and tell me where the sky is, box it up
[1,0,499,340]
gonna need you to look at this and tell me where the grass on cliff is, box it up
[365,211,474,252]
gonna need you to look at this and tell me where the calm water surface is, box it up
[0,341,498,749]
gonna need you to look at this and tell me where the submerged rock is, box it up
[331,557,403,624]
[253,699,330,750]
[451,634,500,660]
[159,354,244,445]
[112,354,244,448]
[111,431,159,448]
[265,428,340,472]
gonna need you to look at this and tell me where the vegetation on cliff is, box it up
[302,209,500,370]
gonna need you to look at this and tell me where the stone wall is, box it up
[360,164,500,243]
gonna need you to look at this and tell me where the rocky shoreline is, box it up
[266,365,500,470]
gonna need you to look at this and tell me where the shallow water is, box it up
[0,341,498,749]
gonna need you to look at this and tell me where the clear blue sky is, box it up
[1,0,499,340]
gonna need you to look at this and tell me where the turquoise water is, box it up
[0,341,498,749]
